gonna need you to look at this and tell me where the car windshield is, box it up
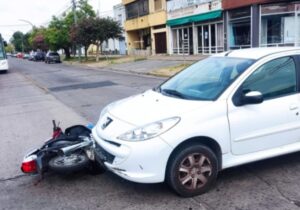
[158,57,255,101]
[50,52,59,56]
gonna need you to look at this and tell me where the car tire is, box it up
[166,144,218,197]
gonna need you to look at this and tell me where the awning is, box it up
[166,10,222,27]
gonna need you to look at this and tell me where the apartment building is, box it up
[123,0,168,55]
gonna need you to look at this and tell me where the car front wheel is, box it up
[166,144,218,197]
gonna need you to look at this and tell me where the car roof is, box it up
[214,47,300,60]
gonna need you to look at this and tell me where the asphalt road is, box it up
[1,58,300,210]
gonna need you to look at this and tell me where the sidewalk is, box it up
[67,55,208,77]
[0,71,87,179]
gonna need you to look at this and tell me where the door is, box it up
[154,32,167,54]
[203,25,209,54]
[228,56,299,155]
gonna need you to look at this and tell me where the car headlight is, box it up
[117,117,180,141]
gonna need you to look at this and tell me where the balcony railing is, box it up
[167,0,213,12]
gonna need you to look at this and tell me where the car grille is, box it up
[94,142,115,164]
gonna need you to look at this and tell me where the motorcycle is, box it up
[21,120,104,176]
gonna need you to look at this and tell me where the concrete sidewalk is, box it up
[66,55,208,77]
[0,71,87,179]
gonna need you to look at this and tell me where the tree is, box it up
[46,16,72,58]
[5,43,14,53]
[70,17,95,60]
[10,31,24,52]
[93,17,123,62]
[44,0,96,59]
[69,17,123,61]
[29,27,48,51]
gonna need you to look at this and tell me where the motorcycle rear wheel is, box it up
[48,152,89,173]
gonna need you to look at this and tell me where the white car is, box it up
[92,47,300,197]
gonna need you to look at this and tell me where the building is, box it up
[223,0,300,50]
[123,0,169,55]
[167,0,223,55]
[166,0,300,55]
[113,3,127,55]
[99,4,127,55]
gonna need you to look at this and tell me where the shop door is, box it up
[154,32,167,54]
[203,25,209,54]
[182,28,189,54]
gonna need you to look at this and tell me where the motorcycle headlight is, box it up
[117,117,180,141]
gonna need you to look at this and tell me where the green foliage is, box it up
[93,17,123,45]
[70,16,123,60]
[5,43,14,53]
[29,27,48,51]
[10,0,123,59]
[10,31,24,52]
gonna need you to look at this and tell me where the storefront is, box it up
[227,7,251,49]
[223,0,300,51]
[197,21,224,54]
[260,2,300,47]
[167,0,223,55]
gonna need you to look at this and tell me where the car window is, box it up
[159,57,255,100]
[242,56,297,100]
[50,53,59,56]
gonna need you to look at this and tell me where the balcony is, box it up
[122,0,136,5]
[125,10,167,31]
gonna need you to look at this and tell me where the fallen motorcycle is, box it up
[21,120,104,176]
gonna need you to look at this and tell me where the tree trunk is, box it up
[96,43,100,62]
[64,47,71,59]
[84,46,88,61]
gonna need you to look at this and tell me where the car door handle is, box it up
[289,104,299,110]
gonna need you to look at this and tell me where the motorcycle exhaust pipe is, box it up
[60,137,93,155]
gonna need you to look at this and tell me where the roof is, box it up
[215,47,300,60]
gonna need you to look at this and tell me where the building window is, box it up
[126,0,149,19]
[260,3,300,47]
[228,7,251,49]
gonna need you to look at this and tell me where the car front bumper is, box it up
[92,127,173,183]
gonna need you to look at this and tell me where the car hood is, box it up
[107,90,212,126]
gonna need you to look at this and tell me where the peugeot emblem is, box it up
[101,117,113,130]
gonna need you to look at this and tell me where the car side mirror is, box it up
[233,90,264,106]
[241,91,263,105]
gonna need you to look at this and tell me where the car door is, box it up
[228,55,300,155]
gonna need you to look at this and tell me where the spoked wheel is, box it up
[179,153,212,190]
[167,144,218,197]
[48,152,89,173]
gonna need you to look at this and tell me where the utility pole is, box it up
[71,0,81,62]
[98,0,100,17]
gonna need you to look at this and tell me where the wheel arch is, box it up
[165,136,222,177]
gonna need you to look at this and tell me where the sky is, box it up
[0,0,121,41]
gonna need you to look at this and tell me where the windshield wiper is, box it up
[153,86,161,93]
[161,88,187,99]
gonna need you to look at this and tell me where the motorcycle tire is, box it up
[48,152,89,174]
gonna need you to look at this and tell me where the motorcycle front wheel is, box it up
[48,152,89,173]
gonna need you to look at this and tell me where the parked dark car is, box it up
[33,52,45,61]
[45,52,61,63]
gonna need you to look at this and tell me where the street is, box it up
[1,58,300,210]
